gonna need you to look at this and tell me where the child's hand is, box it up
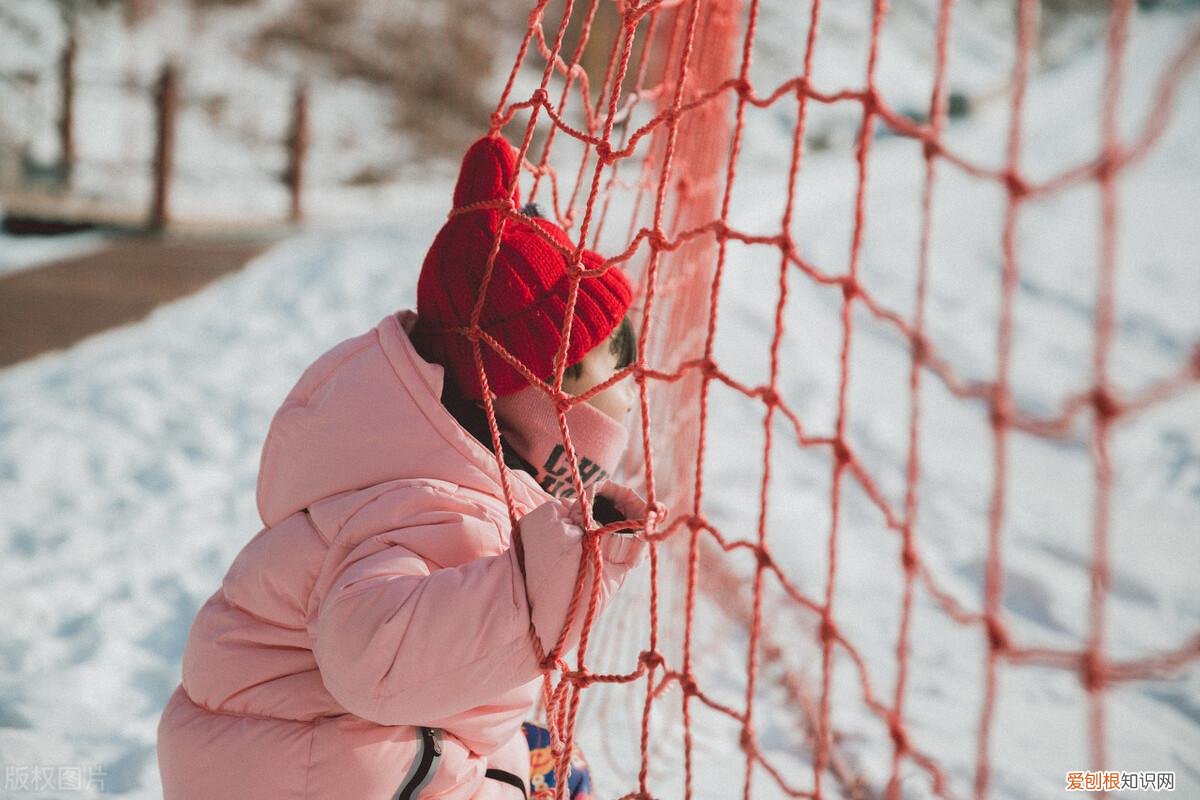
[564,479,666,571]
[576,479,666,540]
[518,482,665,656]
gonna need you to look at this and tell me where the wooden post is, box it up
[151,62,178,231]
[123,0,157,27]
[58,26,77,181]
[286,82,310,223]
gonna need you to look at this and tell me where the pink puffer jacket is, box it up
[156,309,646,799]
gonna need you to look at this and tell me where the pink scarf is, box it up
[492,384,630,500]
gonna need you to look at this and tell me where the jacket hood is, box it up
[255,309,542,528]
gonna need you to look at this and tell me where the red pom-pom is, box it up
[452,135,522,213]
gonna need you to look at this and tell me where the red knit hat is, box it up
[410,134,633,401]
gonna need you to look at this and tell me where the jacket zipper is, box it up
[392,726,442,800]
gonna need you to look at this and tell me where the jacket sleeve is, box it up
[516,496,645,661]
[310,493,646,729]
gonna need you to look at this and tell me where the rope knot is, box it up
[901,539,918,573]
[861,86,880,114]
[840,276,860,302]
[831,438,851,467]
[1096,145,1122,183]
[1004,169,1030,199]
[888,717,909,753]
[985,615,1010,653]
[713,220,731,243]
[755,547,773,570]
[1081,651,1109,693]
[1091,386,1121,421]
[776,230,793,254]
[640,649,665,670]
[819,615,837,646]
[988,386,1012,431]
[553,392,575,415]
[910,331,930,363]
[463,326,482,343]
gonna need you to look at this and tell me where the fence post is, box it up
[286,82,310,223]
[59,26,76,181]
[151,62,179,231]
[123,0,157,27]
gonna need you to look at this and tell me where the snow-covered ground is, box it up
[0,230,109,277]
[1,1,1197,799]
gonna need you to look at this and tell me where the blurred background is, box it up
[3,0,1192,230]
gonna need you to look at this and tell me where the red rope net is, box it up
[455,1,1200,797]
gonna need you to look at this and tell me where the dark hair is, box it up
[438,373,538,475]
[559,314,636,383]
[610,314,637,370]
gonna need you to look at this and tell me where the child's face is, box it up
[561,335,634,423]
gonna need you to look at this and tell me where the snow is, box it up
[0,230,109,277]
[1,1,1198,799]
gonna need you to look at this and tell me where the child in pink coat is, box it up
[156,133,657,800]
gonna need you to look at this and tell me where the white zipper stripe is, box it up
[392,727,442,800]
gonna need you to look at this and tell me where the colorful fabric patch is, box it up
[523,722,593,800]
